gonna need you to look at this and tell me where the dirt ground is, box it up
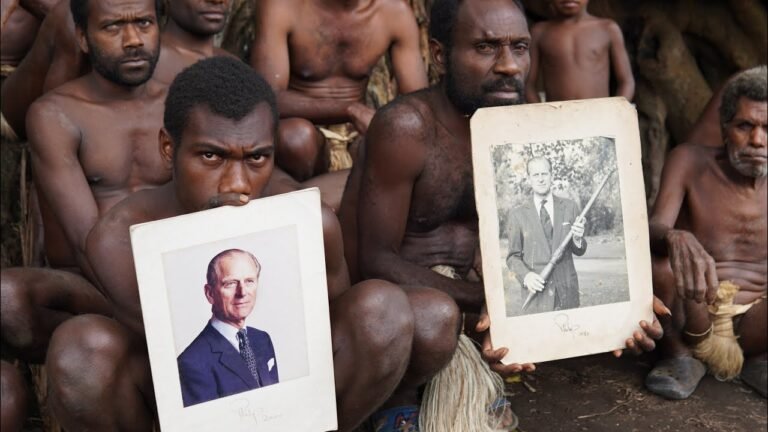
[506,352,767,432]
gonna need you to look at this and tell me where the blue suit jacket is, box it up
[177,322,279,407]
[506,195,587,312]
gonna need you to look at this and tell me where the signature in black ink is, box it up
[553,314,589,338]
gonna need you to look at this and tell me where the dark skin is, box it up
[524,0,634,103]
[152,0,235,85]
[1,0,59,68]
[250,0,428,181]
[0,0,87,139]
[0,360,28,432]
[651,97,767,360]
[0,0,169,362]
[343,0,661,391]
[47,103,421,431]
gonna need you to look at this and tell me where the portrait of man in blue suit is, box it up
[178,249,279,407]
[506,157,588,314]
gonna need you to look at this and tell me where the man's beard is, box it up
[445,54,525,115]
[87,38,159,87]
[729,149,768,178]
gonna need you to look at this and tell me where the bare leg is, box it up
[277,118,325,182]
[331,279,415,432]
[380,286,460,409]
[738,300,767,397]
[646,256,706,399]
[1,360,28,432]
[45,315,154,431]
[1,267,111,362]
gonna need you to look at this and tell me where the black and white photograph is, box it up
[131,189,337,432]
[471,98,654,365]
[491,136,629,317]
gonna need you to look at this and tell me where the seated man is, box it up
[1,0,169,362]
[178,249,279,407]
[250,0,428,181]
[43,57,449,432]
[341,0,661,427]
[645,66,766,399]
[524,0,634,103]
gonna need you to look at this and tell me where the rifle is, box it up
[521,168,616,311]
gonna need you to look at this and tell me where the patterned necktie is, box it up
[237,329,262,387]
[540,199,553,245]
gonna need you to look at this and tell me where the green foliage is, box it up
[492,136,623,238]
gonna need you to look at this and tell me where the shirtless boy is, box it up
[250,0,428,181]
[44,57,418,432]
[645,66,767,399]
[524,0,634,103]
[1,0,169,362]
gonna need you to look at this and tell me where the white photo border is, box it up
[131,188,337,432]
[471,98,654,365]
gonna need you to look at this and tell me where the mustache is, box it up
[119,49,154,63]
[735,149,767,159]
[482,77,524,93]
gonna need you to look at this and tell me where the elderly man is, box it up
[178,249,279,407]
[44,57,418,432]
[645,66,767,399]
[506,157,587,313]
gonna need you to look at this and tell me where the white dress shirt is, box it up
[533,192,554,220]
[210,317,244,352]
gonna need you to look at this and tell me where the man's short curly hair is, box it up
[429,0,525,48]
[70,0,162,31]
[163,56,278,146]
[720,65,767,127]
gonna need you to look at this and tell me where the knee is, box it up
[277,118,323,180]
[46,315,130,405]
[350,280,415,357]
[408,288,461,362]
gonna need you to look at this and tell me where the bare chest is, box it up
[408,133,476,232]
[73,102,170,192]
[539,24,611,69]
[288,12,392,81]
[683,176,767,261]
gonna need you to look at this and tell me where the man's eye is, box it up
[203,152,218,160]
[223,281,238,289]
[137,19,152,28]
[476,43,495,54]
[514,43,529,53]
[104,23,119,31]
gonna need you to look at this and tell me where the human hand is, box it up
[571,216,585,242]
[346,102,375,134]
[524,272,545,293]
[665,229,718,304]
[612,296,669,357]
[476,306,535,376]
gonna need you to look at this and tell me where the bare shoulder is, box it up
[90,187,171,245]
[26,84,81,138]
[530,20,551,36]
[595,17,622,34]
[213,47,239,59]
[665,143,714,175]
[370,89,435,146]
[378,0,417,19]
[258,0,299,23]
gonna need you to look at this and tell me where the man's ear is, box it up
[429,38,446,76]
[76,27,89,54]
[159,128,174,167]
[204,284,214,305]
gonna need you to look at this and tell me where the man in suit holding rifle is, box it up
[507,156,587,313]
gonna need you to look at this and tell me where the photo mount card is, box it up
[131,188,337,432]
[471,97,654,365]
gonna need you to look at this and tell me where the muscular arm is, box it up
[357,103,484,312]
[249,0,353,123]
[525,23,543,103]
[85,204,145,336]
[607,21,634,101]
[27,98,98,279]
[0,0,83,138]
[387,2,427,94]
[19,0,58,18]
